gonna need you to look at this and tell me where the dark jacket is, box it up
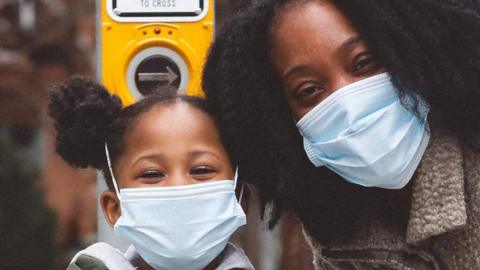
[305,128,480,269]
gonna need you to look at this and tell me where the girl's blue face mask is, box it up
[296,73,430,189]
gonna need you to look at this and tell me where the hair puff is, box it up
[49,76,122,169]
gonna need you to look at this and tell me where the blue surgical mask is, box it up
[104,144,246,270]
[296,73,430,189]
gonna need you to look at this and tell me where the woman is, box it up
[203,0,480,269]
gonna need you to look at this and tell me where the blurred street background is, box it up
[0,1,314,269]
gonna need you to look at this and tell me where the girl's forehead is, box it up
[128,102,210,128]
[123,102,223,152]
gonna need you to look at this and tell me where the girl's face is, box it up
[271,0,384,119]
[115,103,234,188]
[101,103,242,269]
[102,102,235,227]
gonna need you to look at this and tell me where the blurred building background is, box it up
[0,0,314,269]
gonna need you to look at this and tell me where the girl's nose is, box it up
[165,171,195,186]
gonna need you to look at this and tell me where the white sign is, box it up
[115,0,200,14]
[107,0,208,22]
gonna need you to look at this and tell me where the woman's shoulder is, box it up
[67,242,136,270]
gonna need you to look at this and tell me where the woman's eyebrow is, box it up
[283,36,364,80]
[283,64,313,80]
[335,36,364,59]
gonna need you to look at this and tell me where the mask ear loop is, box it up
[233,167,245,203]
[104,143,121,200]
[238,184,245,204]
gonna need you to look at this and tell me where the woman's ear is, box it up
[237,184,251,215]
[100,190,120,227]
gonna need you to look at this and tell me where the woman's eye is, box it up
[352,54,376,74]
[190,166,216,176]
[297,85,324,98]
[139,170,165,179]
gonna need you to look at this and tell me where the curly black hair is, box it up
[49,76,214,190]
[202,0,480,243]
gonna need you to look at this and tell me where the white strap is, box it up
[233,167,239,188]
[238,184,245,203]
[104,143,121,199]
[233,167,245,203]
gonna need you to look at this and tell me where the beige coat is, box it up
[305,129,480,269]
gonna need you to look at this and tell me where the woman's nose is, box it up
[330,74,357,92]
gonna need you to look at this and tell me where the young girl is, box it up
[49,77,254,270]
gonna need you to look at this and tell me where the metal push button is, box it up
[127,46,190,101]
[135,55,181,96]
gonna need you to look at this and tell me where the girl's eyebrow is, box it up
[132,153,166,167]
[132,150,221,166]
[188,150,220,161]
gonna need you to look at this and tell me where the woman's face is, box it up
[271,0,384,119]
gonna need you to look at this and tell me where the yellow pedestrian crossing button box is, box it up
[99,0,214,106]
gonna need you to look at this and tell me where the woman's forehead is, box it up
[270,1,359,66]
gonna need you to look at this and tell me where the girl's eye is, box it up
[190,166,216,178]
[139,170,165,179]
